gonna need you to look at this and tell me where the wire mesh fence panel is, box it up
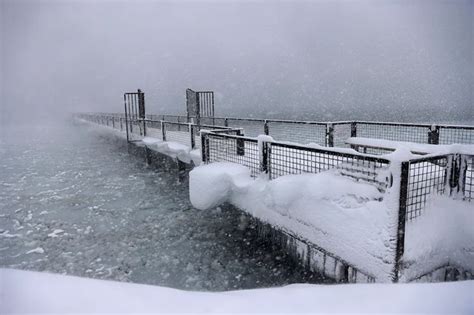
[267,121,327,145]
[356,123,430,144]
[439,127,474,145]
[464,155,473,201]
[269,142,391,189]
[145,120,163,140]
[199,117,226,126]
[405,156,449,221]
[128,120,144,141]
[227,119,265,137]
[333,123,352,148]
[207,134,260,177]
[163,122,192,147]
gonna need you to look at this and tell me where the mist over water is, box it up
[1,0,473,125]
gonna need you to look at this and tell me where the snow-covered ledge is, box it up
[189,161,473,283]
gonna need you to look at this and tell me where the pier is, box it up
[75,89,473,284]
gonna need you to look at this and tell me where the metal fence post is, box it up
[161,121,167,141]
[124,94,130,142]
[326,123,334,147]
[236,130,245,156]
[260,141,269,174]
[428,125,440,144]
[267,142,272,179]
[190,124,195,149]
[448,154,467,198]
[350,121,358,150]
[201,132,210,163]
[351,121,357,137]
[393,161,409,282]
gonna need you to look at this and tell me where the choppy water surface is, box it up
[0,122,321,290]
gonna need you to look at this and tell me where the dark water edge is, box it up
[0,121,329,291]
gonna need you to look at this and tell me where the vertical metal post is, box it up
[428,125,440,145]
[201,132,210,163]
[138,89,146,137]
[351,121,357,138]
[124,94,129,142]
[260,141,269,174]
[448,154,466,198]
[267,143,272,179]
[394,161,409,282]
[211,92,215,118]
[264,120,269,135]
[326,123,334,147]
[350,121,358,150]
[190,124,195,149]
[236,130,245,156]
[196,92,201,128]
[161,121,167,141]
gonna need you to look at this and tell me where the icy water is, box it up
[0,122,323,290]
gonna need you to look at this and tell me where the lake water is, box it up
[0,121,324,291]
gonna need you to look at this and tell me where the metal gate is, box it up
[186,89,215,126]
[124,89,146,142]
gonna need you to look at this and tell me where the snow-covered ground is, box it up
[1,268,473,314]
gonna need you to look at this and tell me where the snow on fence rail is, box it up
[201,131,392,190]
[76,112,473,209]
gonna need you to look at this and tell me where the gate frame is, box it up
[124,89,146,142]
[186,89,215,127]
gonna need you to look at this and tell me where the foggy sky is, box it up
[1,0,473,124]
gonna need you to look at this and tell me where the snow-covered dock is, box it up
[75,112,474,283]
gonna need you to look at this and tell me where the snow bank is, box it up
[403,196,474,279]
[190,162,252,209]
[190,163,397,280]
[2,269,473,314]
[142,136,202,165]
[142,136,192,163]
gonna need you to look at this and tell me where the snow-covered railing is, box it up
[200,131,392,190]
[199,129,473,282]
[144,120,239,149]
[87,112,474,148]
[148,113,474,148]
[76,113,127,132]
[76,112,473,282]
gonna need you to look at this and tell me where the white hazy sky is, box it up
[1,0,473,124]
